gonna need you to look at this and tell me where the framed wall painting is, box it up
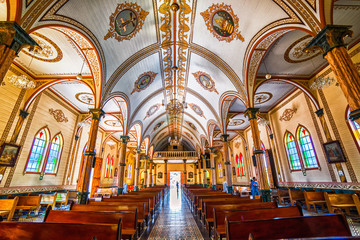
[188,172,193,178]
[158,172,163,179]
[323,140,346,163]
[0,143,21,167]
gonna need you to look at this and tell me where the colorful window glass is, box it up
[110,157,114,177]
[44,134,63,173]
[127,164,132,179]
[218,163,223,178]
[348,109,360,146]
[297,127,318,168]
[25,129,48,172]
[105,156,110,178]
[235,154,245,176]
[285,132,301,170]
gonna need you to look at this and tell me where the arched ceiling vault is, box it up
[9,0,360,152]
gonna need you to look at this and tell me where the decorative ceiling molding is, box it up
[131,71,157,94]
[144,104,161,120]
[254,92,273,105]
[104,2,149,42]
[188,103,206,119]
[75,92,94,105]
[200,3,244,43]
[284,34,321,63]
[192,71,218,94]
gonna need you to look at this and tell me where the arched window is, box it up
[109,156,114,177]
[127,164,132,179]
[285,132,301,170]
[218,163,223,178]
[25,128,48,173]
[44,134,63,174]
[297,126,319,169]
[105,155,110,178]
[235,154,245,176]
[347,107,360,148]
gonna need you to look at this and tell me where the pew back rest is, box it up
[105,197,150,212]
[325,193,354,204]
[0,221,121,240]
[41,194,57,203]
[304,191,325,201]
[226,214,351,240]
[17,196,41,206]
[88,201,146,219]
[56,192,69,202]
[214,206,302,229]
[278,189,289,197]
[0,197,19,221]
[204,199,262,218]
[289,189,304,199]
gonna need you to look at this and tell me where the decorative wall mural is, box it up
[201,3,244,43]
[254,92,272,104]
[188,103,206,119]
[104,2,149,42]
[22,32,63,62]
[144,104,161,120]
[104,120,122,127]
[186,121,197,131]
[75,92,95,105]
[152,121,164,133]
[280,108,297,121]
[228,119,245,126]
[131,71,157,94]
[192,71,218,94]
[49,108,68,123]
[284,35,321,63]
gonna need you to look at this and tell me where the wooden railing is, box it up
[152,151,198,160]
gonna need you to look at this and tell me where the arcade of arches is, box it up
[0,0,360,238]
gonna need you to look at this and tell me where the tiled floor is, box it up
[146,188,205,240]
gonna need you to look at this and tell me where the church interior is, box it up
[1,0,360,239]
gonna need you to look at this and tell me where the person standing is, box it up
[176,181,179,192]
[250,177,259,198]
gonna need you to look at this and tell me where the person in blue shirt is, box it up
[250,177,259,198]
[176,181,179,192]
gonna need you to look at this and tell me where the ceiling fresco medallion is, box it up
[104,120,122,127]
[144,104,161,120]
[152,121,165,133]
[201,3,244,43]
[228,119,245,126]
[284,35,321,63]
[192,71,219,94]
[188,103,206,119]
[254,92,272,105]
[186,121,197,131]
[280,108,297,121]
[22,32,63,62]
[104,2,149,42]
[131,71,157,94]
[75,92,95,105]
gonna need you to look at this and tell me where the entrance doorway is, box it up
[170,171,181,189]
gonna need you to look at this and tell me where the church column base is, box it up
[144,185,147,188]
[134,186,139,191]
[260,189,271,202]
[203,184,208,188]
[117,187,123,195]
[227,186,233,194]
[77,192,89,205]
[212,185,217,190]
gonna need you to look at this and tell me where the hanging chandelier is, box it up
[7,74,36,89]
[310,76,336,90]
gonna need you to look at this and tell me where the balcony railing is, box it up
[153,151,198,160]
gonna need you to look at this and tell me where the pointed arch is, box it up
[296,125,320,169]
[44,132,64,174]
[284,130,301,171]
[345,106,360,152]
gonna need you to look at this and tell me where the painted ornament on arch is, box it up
[201,3,244,43]
[144,104,161,120]
[104,2,149,42]
[254,92,272,105]
[104,120,122,128]
[131,71,157,94]
[192,71,218,94]
[188,103,206,119]
[152,121,164,133]
[280,108,297,121]
[75,92,95,105]
[186,121,197,131]
[284,35,321,63]
[49,108,68,123]
[228,119,245,126]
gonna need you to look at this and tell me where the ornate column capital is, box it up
[120,135,130,143]
[89,108,105,120]
[183,159,187,163]
[19,109,29,119]
[305,25,352,57]
[269,134,274,140]
[244,108,260,120]
[164,159,168,163]
[315,108,324,117]
[220,134,229,142]
[0,21,39,54]
[135,148,142,154]
[208,147,215,153]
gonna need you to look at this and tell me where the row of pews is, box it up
[183,185,357,240]
[0,186,168,240]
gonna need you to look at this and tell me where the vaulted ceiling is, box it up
[4,0,360,151]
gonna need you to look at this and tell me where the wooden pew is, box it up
[0,221,121,240]
[55,192,69,208]
[15,195,42,217]
[325,192,360,215]
[40,193,57,210]
[103,197,151,217]
[198,196,241,217]
[304,191,326,212]
[214,206,302,240]
[70,204,138,239]
[67,191,77,204]
[289,189,305,206]
[0,197,19,221]
[225,214,352,240]
[94,188,114,198]
[278,189,290,204]
[234,186,251,197]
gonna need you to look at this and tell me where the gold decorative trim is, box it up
[131,71,157,94]
[279,108,297,121]
[284,35,321,63]
[22,32,63,62]
[49,108,68,123]
[104,2,149,42]
[192,71,218,94]
[200,3,244,43]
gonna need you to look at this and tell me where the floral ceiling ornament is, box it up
[228,119,245,126]
[104,120,122,128]
[75,92,95,105]
[131,71,157,94]
[144,104,161,120]
[254,92,272,105]
[188,103,206,119]
[192,71,218,94]
[49,108,68,123]
[279,108,297,121]
[104,2,149,42]
[284,35,321,63]
[201,3,244,43]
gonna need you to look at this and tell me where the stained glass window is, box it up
[348,108,360,147]
[127,164,132,179]
[297,127,318,168]
[285,132,301,170]
[25,129,48,172]
[110,157,114,177]
[218,163,223,178]
[105,156,110,178]
[44,134,63,173]
[235,154,245,176]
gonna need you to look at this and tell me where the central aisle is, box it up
[148,188,204,240]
